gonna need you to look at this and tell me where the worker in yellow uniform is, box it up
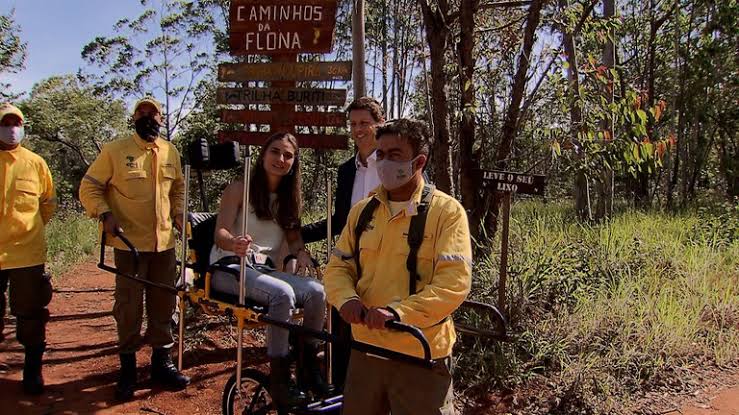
[324,119,472,415]
[0,103,56,395]
[79,97,189,401]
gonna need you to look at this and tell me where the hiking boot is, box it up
[115,353,137,401]
[22,344,45,395]
[300,343,334,397]
[270,357,308,409]
[150,348,190,390]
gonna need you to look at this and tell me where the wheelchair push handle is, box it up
[97,230,179,295]
[385,320,433,362]
[99,230,140,276]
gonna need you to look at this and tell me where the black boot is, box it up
[270,357,308,410]
[115,353,137,401]
[22,344,45,395]
[300,343,334,397]
[150,348,190,390]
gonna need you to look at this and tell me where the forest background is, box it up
[1,0,737,413]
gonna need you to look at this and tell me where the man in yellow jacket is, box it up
[324,119,472,415]
[0,103,56,395]
[79,97,189,401]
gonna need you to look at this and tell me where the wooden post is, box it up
[271,53,298,135]
[498,192,511,313]
[352,0,366,97]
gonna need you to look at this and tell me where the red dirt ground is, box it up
[0,260,266,415]
[1,260,737,414]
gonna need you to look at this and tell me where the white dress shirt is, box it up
[351,150,381,206]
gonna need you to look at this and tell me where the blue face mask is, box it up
[376,156,421,190]
[0,126,24,146]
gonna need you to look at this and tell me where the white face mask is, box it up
[0,126,25,146]
[376,156,421,190]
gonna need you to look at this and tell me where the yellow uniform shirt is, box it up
[79,134,185,252]
[325,180,472,359]
[0,146,56,270]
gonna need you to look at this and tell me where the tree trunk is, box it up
[596,0,615,219]
[557,0,589,220]
[352,0,367,97]
[419,1,454,194]
[487,0,546,235]
[458,0,481,233]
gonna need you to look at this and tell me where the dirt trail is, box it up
[678,385,739,415]
[0,260,263,415]
[1,259,737,415]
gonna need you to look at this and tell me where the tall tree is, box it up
[418,0,454,194]
[81,0,222,140]
[19,75,128,204]
[0,10,27,99]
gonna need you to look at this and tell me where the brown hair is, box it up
[376,118,432,157]
[249,132,302,230]
[345,96,385,122]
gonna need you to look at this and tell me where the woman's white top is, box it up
[210,193,285,266]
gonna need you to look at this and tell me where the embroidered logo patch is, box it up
[126,156,136,168]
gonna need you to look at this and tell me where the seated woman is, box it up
[211,132,327,408]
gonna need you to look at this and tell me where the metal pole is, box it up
[236,146,252,391]
[497,192,511,313]
[177,164,191,371]
[325,171,333,385]
[352,0,367,97]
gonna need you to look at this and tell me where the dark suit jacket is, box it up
[301,156,357,243]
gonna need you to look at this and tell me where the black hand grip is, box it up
[454,300,508,341]
[100,231,140,278]
[385,320,432,362]
[98,231,178,295]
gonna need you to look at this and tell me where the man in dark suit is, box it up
[302,97,386,243]
[301,97,385,389]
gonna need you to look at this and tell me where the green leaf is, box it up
[637,109,648,125]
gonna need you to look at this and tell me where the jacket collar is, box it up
[133,133,161,150]
[371,177,431,217]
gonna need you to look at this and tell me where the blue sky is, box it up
[2,0,144,97]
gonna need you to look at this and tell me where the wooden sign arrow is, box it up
[221,110,346,127]
[216,87,347,106]
[229,0,339,55]
[218,61,352,82]
[219,131,348,149]
[478,169,547,196]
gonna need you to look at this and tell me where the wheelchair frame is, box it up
[96,144,508,415]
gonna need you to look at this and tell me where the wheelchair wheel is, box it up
[222,368,280,415]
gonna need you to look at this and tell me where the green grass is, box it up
[45,211,99,278]
[455,201,739,413]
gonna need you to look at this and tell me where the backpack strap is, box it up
[406,184,434,295]
[352,184,434,295]
[353,197,381,280]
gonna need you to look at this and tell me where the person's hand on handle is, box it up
[101,212,123,236]
[339,299,367,325]
[365,307,396,330]
[174,215,184,233]
[231,234,253,257]
[295,248,317,277]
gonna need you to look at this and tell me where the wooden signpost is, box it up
[478,169,547,313]
[229,0,339,55]
[218,0,349,149]
[216,87,347,106]
[218,61,352,82]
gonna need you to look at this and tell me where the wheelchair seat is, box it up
[187,212,268,314]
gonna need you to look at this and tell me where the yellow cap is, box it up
[0,103,24,123]
[133,97,163,115]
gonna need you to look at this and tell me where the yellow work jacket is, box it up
[79,134,185,252]
[0,146,56,270]
[325,180,472,359]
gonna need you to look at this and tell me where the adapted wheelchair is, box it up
[96,140,508,415]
